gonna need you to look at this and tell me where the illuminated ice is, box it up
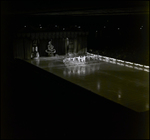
[63,54,101,65]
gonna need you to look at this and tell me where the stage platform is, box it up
[25,56,149,113]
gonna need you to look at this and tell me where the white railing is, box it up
[87,52,149,72]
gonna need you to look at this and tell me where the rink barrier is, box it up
[87,52,149,72]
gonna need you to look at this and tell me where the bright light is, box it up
[139,64,143,67]
[144,65,149,68]
[117,60,124,63]
[134,63,143,67]
[125,61,133,65]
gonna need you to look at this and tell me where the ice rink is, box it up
[26,56,149,113]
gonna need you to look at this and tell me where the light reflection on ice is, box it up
[144,69,149,72]
[134,66,143,70]
[125,64,133,68]
[97,81,100,90]
[63,64,101,77]
[117,63,124,66]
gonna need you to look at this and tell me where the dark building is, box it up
[1,1,149,139]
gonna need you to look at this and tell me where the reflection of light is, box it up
[118,95,121,99]
[118,95,121,98]
[138,67,143,70]
[117,63,124,66]
[97,82,100,90]
[110,61,116,64]
[105,58,109,62]
[77,69,80,75]
[146,104,149,109]
[35,59,40,66]
[72,69,75,74]
[118,89,122,99]
[125,64,133,68]
[144,69,149,72]
[68,70,71,75]
[134,66,143,70]
[63,70,66,76]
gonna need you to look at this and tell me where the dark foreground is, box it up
[1,58,149,139]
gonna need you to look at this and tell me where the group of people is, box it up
[31,41,56,59]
